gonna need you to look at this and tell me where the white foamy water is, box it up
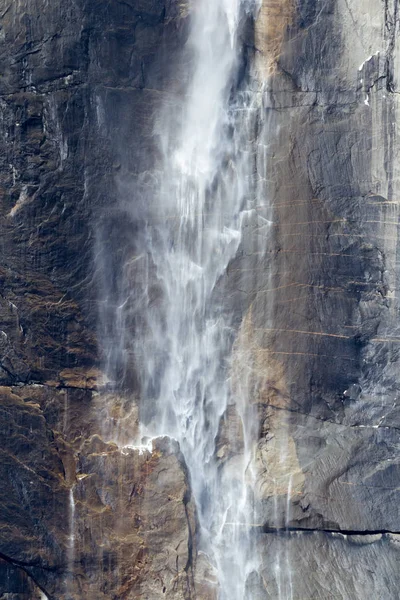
[136,1,263,597]
[97,0,272,597]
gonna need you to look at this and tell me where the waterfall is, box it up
[97,0,267,597]
[65,486,76,596]
[138,1,262,596]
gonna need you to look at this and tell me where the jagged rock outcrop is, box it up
[0,0,400,598]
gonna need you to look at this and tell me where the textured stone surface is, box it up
[248,0,400,530]
[256,531,400,599]
[0,1,198,598]
[67,435,197,600]
[240,0,400,595]
[0,383,198,599]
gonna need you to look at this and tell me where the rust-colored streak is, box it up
[257,283,345,294]
[271,220,346,227]
[267,199,323,209]
[267,351,357,361]
[254,328,400,345]
[254,327,351,340]
[255,0,295,77]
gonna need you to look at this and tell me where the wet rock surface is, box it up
[0,0,399,597]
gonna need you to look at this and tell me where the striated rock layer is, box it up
[0,0,399,598]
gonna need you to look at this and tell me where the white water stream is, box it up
[97,0,282,597]
[136,1,261,597]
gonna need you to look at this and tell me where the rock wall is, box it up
[249,0,400,595]
[0,1,199,598]
[0,0,399,598]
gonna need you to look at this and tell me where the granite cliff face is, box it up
[0,0,399,598]
[248,0,400,595]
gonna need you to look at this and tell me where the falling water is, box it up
[136,1,262,596]
[98,0,272,597]
[286,475,294,600]
[66,487,76,594]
